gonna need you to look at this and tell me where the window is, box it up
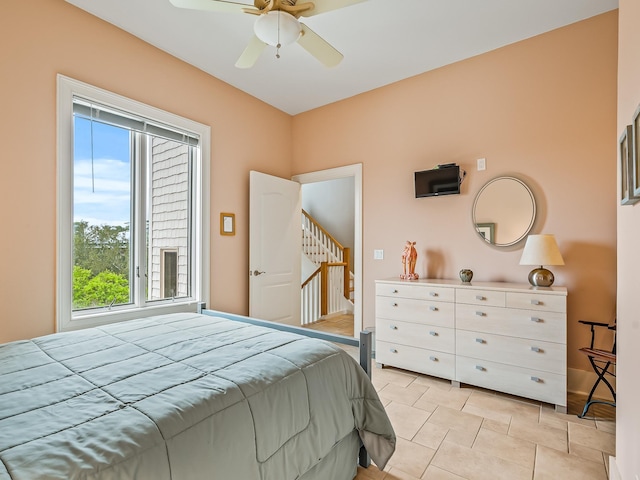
[161,250,178,299]
[57,75,210,331]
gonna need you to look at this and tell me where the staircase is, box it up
[300,210,354,326]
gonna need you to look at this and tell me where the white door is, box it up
[249,171,301,326]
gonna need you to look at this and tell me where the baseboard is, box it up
[609,456,622,480]
[567,367,616,399]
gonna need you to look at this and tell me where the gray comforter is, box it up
[0,313,395,479]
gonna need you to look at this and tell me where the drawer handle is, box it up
[430,306,438,312]
[531,376,541,382]
[390,348,398,353]
[475,365,485,371]
[429,331,438,336]
[476,295,486,301]
[391,289,398,294]
[391,302,398,307]
[530,317,542,323]
[530,346,542,353]
[389,325,398,330]
[429,356,438,362]
[429,292,438,297]
[475,338,485,344]
[531,299,542,306]
[475,311,485,317]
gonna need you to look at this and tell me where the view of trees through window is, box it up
[72,99,195,312]
[73,221,131,309]
[73,113,132,310]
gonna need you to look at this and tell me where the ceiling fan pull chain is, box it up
[276,10,281,59]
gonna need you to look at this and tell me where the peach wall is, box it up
[0,1,621,400]
[616,1,640,478]
[0,0,292,343]
[292,12,618,374]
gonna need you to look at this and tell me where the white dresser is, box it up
[375,278,567,410]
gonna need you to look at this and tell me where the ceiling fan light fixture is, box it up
[254,11,301,47]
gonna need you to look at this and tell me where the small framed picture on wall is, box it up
[633,105,640,199]
[476,223,495,243]
[620,125,638,205]
[220,213,235,236]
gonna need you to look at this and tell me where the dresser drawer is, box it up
[377,341,455,380]
[456,330,565,374]
[376,296,454,327]
[506,292,566,313]
[456,356,566,406]
[376,282,455,302]
[456,304,566,343]
[455,288,506,307]
[376,318,455,353]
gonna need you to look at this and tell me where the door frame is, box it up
[292,164,362,335]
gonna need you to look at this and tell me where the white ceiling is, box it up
[64,0,618,115]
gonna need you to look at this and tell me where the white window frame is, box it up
[57,75,210,331]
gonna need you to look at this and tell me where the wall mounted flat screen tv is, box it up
[414,165,460,198]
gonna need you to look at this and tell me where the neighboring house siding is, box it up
[149,137,190,300]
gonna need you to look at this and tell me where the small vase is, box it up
[459,269,473,283]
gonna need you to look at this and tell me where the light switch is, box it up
[477,158,486,171]
[373,249,384,260]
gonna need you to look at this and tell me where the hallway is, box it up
[302,313,354,337]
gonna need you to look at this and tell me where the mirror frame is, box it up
[472,176,536,247]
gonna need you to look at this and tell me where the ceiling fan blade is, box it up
[235,35,267,68]
[169,0,255,13]
[297,24,343,67]
[300,0,366,17]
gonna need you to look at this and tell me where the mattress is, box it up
[0,312,395,479]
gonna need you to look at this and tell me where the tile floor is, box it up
[311,316,616,479]
[353,365,616,480]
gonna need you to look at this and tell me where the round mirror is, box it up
[472,176,536,247]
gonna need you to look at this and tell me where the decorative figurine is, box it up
[400,241,419,280]
[459,269,473,283]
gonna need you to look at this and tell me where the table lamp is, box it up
[519,234,564,287]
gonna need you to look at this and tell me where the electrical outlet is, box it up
[373,249,384,260]
[477,158,486,171]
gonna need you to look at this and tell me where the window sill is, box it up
[59,301,201,332]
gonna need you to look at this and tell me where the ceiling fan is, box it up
[169,0,365,68]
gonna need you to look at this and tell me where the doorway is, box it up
[292,164,362,336]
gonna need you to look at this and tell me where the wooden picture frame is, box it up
[620,125,639,205]
[633,105,640,199]
[220,213,235,236]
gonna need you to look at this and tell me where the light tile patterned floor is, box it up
[353,366,615,480]
[311,317,615,479]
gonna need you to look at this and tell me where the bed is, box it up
[0,309,395,479]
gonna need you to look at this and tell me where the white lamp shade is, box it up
[254,11,301,47]
[519,234,565,266]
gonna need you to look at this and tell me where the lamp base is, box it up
[528,267,554,287]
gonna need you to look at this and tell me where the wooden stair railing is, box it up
[302,209,343,262]
[301,261,348,320]
[302,210,351,301]
[301,267,322,325]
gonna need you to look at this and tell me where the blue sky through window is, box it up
[73,118,131,227]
